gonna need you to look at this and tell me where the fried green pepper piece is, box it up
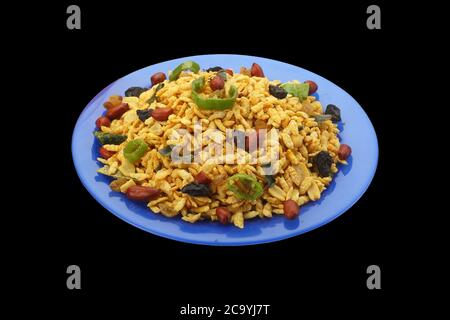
[123,139,148,163]
[94,131,127,145]
[191,76,237,110]
[169,61,200,81]
[227,173,263,200]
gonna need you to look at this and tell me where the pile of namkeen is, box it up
[94,61,352,228]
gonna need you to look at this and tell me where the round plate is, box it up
[72,54,378,246]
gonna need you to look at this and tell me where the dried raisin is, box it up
[325,104,341,122]
[181,183,211,197]
[136,109,153,122]
[269,85,287,99]
[313,151,333,177]
[206,66,223,72]
[125,87,147,97]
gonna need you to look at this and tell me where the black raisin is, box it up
[325,104,341,122]
[264,175,276,187]
[181,183,211,197]
[269,85,288,99]
[125,87,147,97]
[158,145,173,156]
[313,151,334,177]
[206,66,223,72]
[136,109,153,122]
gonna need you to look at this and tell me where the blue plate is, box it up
[72,54,378,246]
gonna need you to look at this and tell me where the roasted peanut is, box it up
[99,147,115,159]
[95,116,111,128]
[126,185,161,201]
[250,63,264,77]
[152,108,173,121]
[338,144,352,160]
[283,200,299,219]
[195,171,212,184]
[304,80,318,95]
[209,75,225,91]
[216,207,231,224]
[151,72,166,87]
[106,103,130,120]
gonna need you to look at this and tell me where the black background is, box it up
[14,0,424,317]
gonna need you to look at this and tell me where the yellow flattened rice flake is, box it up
[182,213,202,223]
[119,179,136,193]
[107,162,119,175]
[243,211,259,219]
[154,168,172,180]
[173,198,187,212]
[191,205,210,213]
[97,158,108,165]
[148,197,169,207]
[231,211,244,229]
[129,173,149,181]
[268,185,286,201]
[118,158,135,176]
[122,96,140,107]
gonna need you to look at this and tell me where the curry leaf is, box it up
[146,83,164,104]
[313,114,332,123]
[280,82,310,101]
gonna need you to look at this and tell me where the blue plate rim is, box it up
[71,54,379,246]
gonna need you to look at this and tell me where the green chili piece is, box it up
[123,139,148,163]
[94,131,127,145]
[169,61,200,81]
[191,76,238,110]
[227,173,264,200]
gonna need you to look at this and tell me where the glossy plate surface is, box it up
[72,54,378,246]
